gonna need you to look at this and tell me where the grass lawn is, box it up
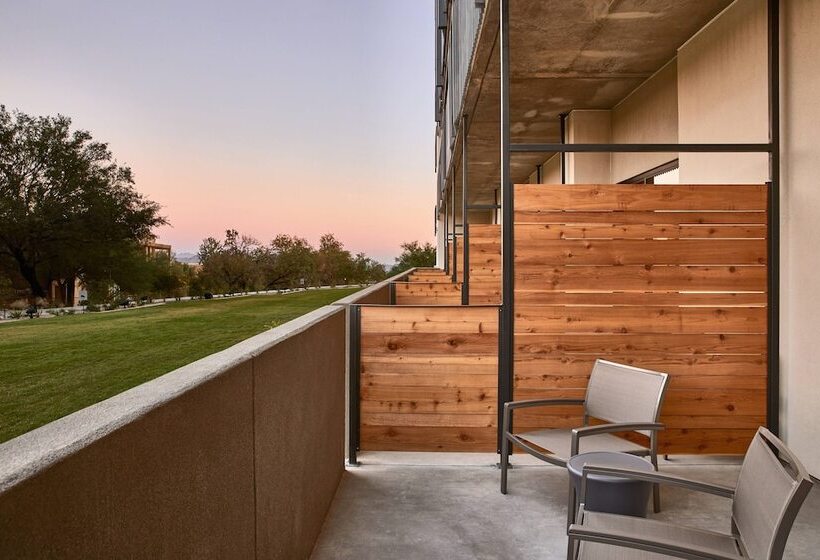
[0,287,359,443]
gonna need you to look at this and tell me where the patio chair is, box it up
[500,359,669,514]
[567,427,814,560]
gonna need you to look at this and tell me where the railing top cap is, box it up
[333,268,417,306]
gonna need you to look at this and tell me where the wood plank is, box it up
[361,386,496,414]
[516,184,767,211]
[361,333,498,355]
[395,295,462,305]
[362,355,498,375]
[515,239,766,265]
[661,389,766,417]
[657,428,756,454]
[395,282,460,292]
[514,372,765,390]
[361,306,498,334]
[513,354,766,376]
[515,333,766,355]
[469,294,502,305]
[516,265,766,292]
[516,291,767,306]
[515,223,766,240]
[511,410,765,431]
[514,306,766,334]
[362,413,496,428]
[510,387,764,419]
[515,210,768,225]
[364,372,497,389]
[360,426,497,452]
[659,415,766,429]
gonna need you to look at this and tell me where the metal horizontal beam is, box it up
[510,143,773,154]
[467,204,501,210]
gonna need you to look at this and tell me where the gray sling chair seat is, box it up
[567,427,814,560]
[500,359,669,515]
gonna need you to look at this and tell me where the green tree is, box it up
[148,255,188,299]
[0,106,165,301]
[0,275,21,313]
[350,252,387,284]
[260,234,317,289]
[197,229,262,294]
[390,241,436,275]
[316,233,352,286]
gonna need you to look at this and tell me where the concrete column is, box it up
[782,0,820,476]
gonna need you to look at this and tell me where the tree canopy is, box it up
[390,241,437,275]
[196,230,387,294]
[0,106,165,299]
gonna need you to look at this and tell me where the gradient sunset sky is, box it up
[1,1,436,263]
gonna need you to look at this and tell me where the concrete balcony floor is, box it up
[311,452,820,560]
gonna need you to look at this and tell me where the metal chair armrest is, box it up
[580,466,735,500]
[568,524,744,560]
[503,398,585,437]
[504,398,586,412]
[571,422,664,455]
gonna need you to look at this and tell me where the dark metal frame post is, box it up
[559,113,567,184]
[348,305,361,466]
[499,0,515,450]
[462,114,470,305]
[443,195,449,273]
[767,0,780,435]
[451,179,458,283]
[496,306,505,453]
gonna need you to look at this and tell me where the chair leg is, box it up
[567,477,577,528]
[500,433,510,494]
[567,480,578,559]
[651,452,661,513]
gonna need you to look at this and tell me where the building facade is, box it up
[432,0,820,474]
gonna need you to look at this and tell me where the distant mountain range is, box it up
[174,252,200,264]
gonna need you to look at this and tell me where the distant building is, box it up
[48,277,84,307]
[145,242,172,259]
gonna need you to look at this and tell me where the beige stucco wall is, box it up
[782,0,820,476]
[543,154,561,184]
[437,210,446,268]
[611,60,679,183]
[566,110,612,184]
[0,306,347,558]
[677,0,769,184]
[675,0,820,475]
[527,154,561,184]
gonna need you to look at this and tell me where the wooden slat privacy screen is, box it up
[468,224,502,304]
[359,306,499,451]
[361,184,767,454]
[514,184,767,454]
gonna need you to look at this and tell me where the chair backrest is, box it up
[584,360,669,435]
[732,427,814,560]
